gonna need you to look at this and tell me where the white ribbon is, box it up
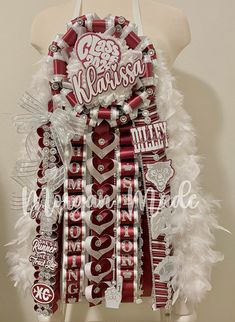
[132,0,144,36]
[73,0,82,19]
[15,92,87,164]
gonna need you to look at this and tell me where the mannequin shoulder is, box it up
[31,3,73,54]
[142,0,191,65]
[145,1,191,46]
[161,3,191,46]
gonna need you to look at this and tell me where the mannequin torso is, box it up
[31,0,191,69]
[31,1,195,322]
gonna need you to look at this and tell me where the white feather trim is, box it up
[6,59,50,293]
[155,48,226,305]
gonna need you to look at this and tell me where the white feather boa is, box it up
[6,49,226,308]
[6,57,51,293]
[155,48,226,305]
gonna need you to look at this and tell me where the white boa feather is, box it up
[6,58,51,293]
[155,48,226,305]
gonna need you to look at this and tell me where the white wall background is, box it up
[0,1,234,321]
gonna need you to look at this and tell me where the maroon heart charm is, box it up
[85,209,116,235]
[85,235,115,260]
[85,258,113,283]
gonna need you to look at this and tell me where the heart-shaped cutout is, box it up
[92,131,114,149]
[85,183,117,201]
[85,235,115,260]
[93,157,113,172]
[85,209,116,234]
[76,33,121,75]
[86,133,119,159]
[85,282,110,305]
[86,158,118,184]
[85,258,113,283]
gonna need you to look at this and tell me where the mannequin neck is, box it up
[72,0,135,19]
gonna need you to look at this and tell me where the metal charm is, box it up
[146,160,174,192]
